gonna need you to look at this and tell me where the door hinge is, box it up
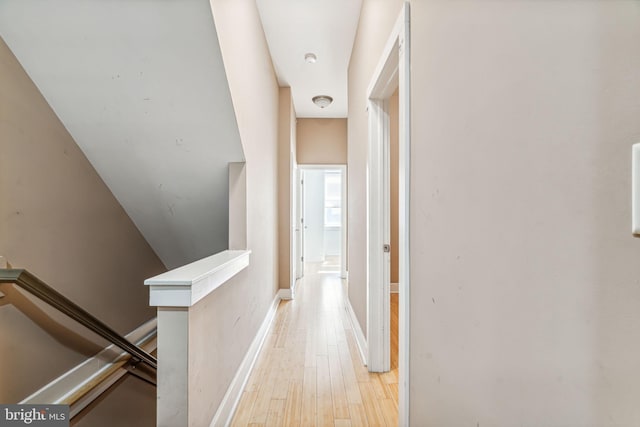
[383,244,390,253]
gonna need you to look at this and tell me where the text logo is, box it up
[0,405,68,427]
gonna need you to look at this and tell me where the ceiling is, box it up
[0,0,245,269]
[0,0,362,268]
[255,0,362,118]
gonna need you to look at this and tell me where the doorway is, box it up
[366,3,410,425]
[389,88,400,375]
[296,165,347,280]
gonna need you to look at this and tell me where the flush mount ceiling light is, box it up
[304,53,317,63]
[312,95,333,109]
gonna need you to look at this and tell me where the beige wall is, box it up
[200,0,279,422]
[0,37,166,403]
[408,2,640,424]
[351,0,640,424]
[347,0,404,333]
[278,87,296,289]
[74,376,155,427]
[297,118,347,164]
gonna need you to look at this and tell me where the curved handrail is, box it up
[0,268,157,370]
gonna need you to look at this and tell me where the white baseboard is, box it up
[278,284,295,300]
[21,318,157,418]
[390,282,399,294]
[283,274,300,300]
[210,292,281,427]
[344,296,368,366]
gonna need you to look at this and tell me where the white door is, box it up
[303,169,326,263]
[367,99,392,373]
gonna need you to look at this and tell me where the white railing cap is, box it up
[145,250,250,307]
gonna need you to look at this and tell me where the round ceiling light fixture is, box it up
[304,53,317,63]
[312,95,333,109]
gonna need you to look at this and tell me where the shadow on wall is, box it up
[0,282,103,357]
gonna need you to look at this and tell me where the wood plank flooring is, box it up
[231,260,399,427]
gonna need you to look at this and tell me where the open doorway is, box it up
[296,165,347,280]
[389,88,400,375]
[366,3,410,424]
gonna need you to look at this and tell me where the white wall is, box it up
[324,228,341,257]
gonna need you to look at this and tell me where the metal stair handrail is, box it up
[0,268,157,370]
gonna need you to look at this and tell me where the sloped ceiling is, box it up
[0,0,244,269]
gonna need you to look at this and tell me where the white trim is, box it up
[344,295,368,366]
[278,287,294,300]
[390,283,399,294]
[210,292,282,427]
[367,3,411,425]
[145,250,251,307]
[366,98,390,373]
[633,144,640,235]
[290,158,298,288]
[21,319,157,418]
[341,165,348,279]
[398,5,411,425]
[295,167,304,281]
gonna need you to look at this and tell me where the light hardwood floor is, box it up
[231,260,399,427]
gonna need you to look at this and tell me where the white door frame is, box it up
[367,2,410,425]
[293,164,304,284]
[289,159,304,299]
[297,165,347,279]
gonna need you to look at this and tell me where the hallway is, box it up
[231,260,398,426]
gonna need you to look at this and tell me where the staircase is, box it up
[0,1,249,425]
